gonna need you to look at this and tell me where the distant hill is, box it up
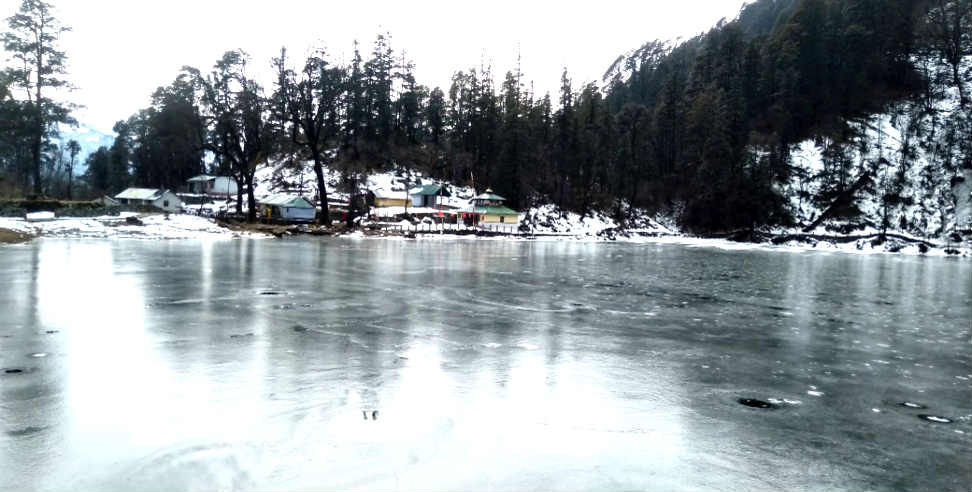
[54,123,115,163]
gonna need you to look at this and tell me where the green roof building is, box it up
[409,184,451,208]
[463,189,520,224]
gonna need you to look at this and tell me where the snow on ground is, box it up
[785,56,972,238]
[358,229,968,256]
[644,234,969,257]
[520,203,674,237]
[0,214,258,240]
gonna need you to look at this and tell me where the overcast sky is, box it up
[1,0,747,135]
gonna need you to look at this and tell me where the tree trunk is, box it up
[803,170,872,233]
[345,174,356,229]
[245,172,256,223]
[311,150,330,227]
[33,44,44,197]
[235,177,243,216]
[31,130,42,197]
[953,62,967,107]
[67,164,73,200]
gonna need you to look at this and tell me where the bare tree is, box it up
[273,47,345,227]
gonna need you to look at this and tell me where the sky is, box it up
[1,0,747,136]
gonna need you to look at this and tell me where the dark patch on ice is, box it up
[918,414,952,423]
[259,291,282,296]
[292,324,308,333]
[372,410,379,420]
[6,425,47,437]
[900,402,927,409]
[45,330,58,334]
[3,368,25,374]
[594,281,628,289]
[229,333,254,338]
[738,398,778,409]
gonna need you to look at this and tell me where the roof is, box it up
[410,184,451,197]
[259,193,315,208]
[465,205,520,215]
[472,192,506,201]
[115,188,164,200]
[188,175,234,182]
[372,188,408,200]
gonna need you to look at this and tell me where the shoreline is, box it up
[1,214,968,258]
[339,228,971,258]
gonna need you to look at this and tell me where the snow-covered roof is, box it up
[188,174,235,182]
[115,188,164,200]
[372,188,408,200]
[472,191,506,201]
[410,184,451,196]
[259,193,315,208]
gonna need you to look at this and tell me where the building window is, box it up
[500,216,505,223]
[163,200,169,207]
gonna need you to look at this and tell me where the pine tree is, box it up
[2,0,75,196]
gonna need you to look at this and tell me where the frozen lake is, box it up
[1,237,970,491]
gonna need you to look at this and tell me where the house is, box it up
[258,193,316,222]
[114,188,183,213]
[463,189,520,224]
[409,184,451,208]
[187,175,238,197]
[371,188,409,208]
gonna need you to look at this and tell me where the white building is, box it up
[114,188,183,213]
[187,175,238,197]
[258,193,316,222]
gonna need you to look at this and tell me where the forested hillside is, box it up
[2,0,969,237]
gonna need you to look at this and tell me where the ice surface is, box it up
[0,238,969,490]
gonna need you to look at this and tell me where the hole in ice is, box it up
[45,330,58,334]
[292,325,308,333]
[918,415,951,424]
[738,398,777,409]
[4,368,24,374]
[6,425,46,437]
[259,291,282,296]
[229,333,254,338]
[900,402,927,409]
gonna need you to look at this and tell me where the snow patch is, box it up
[0,214,258,240]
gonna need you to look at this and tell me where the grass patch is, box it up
[0,228,32,244]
